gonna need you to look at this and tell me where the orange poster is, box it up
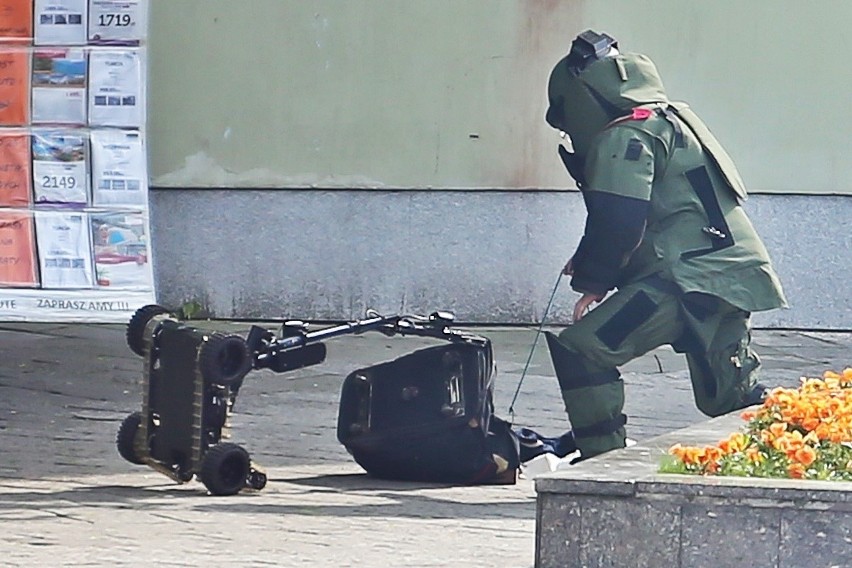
[0,209,39,287]
[0,46,28,125]
[0,130,30,206]
[0,0,33,43]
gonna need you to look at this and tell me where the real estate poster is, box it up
[0,47,29,125]
[0,129,30,206]
[0,209,38,287]
[90,128,146,206]
[88,48,142,127]
[34,0,87,46]
[35,209,94,288]
[88,0,147,46]
[90,210,152,288]
[31,128,88,205]
[0,0,34,43]
[32,47,87,125]
[1,0,154,322]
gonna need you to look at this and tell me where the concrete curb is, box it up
[534,412,852,568]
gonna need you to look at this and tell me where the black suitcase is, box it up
[337,335,518,484]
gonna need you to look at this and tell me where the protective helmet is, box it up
[545,30,669,160]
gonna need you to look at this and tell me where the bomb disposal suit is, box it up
[544,31,787,458]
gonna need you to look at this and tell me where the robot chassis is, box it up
[116,305,467,496]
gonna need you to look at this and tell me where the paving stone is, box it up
[0,322,848,566]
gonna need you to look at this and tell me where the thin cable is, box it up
[508,271,563,422]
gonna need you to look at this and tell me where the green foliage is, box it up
[176,299,208,320]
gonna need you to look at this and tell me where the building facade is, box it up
[146,1,852,328]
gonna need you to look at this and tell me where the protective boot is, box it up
[742,383,768,407]
[546,332,626,458]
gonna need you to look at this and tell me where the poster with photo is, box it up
[91,129,146,206]
[90,210,152,289]
[0,209,38,287]
[34,0,87,46]
[31,128,88,206]
[0,47,30,126]
[88,48,142,127]
[31,48,87,125]
[2,0,153,322]
[35,209,94,288]
[0,129,31,207]
[0,0,34,43]
[88,0,147,45]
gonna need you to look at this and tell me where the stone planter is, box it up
[535,412,852,568]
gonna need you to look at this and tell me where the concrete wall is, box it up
[147,0,852,195]
[147,0,562,190]
[150,190,851,329]
[144,1,852,328]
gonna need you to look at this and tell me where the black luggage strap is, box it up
[573,413,628,438]
[682,165,735,259]
[595,290,657,351]
[642,273,681,296]
[658,106,685,148]
[682,292,720,322]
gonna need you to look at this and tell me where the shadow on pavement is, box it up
[190,494,534,520]
[279,472,480,492]
[0,472,534,521]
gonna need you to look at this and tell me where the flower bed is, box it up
[661,369,852,480]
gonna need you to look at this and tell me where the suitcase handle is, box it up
[347,373,372,435]
[440,352,465,417]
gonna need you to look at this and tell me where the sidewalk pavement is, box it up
[0,321,849,567]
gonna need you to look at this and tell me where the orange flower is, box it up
[787,463,806,479]
[703,447,723,465]
[745,446,763,464]
[663,370,852,480]
[775,430,805,457]
[718,432,748,455]
[669,444,707,466]
[814,423,833,441]
[793,446,817,467]
[769,422,787,438]
[686,447,700,462]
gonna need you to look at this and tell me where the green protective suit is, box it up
[544,33,787,458]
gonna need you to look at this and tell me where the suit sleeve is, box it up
[570,126,655,295]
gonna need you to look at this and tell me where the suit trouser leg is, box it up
[683,303,763,417]
[547,281,684,458]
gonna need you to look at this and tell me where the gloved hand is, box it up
[558,144,586,188]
